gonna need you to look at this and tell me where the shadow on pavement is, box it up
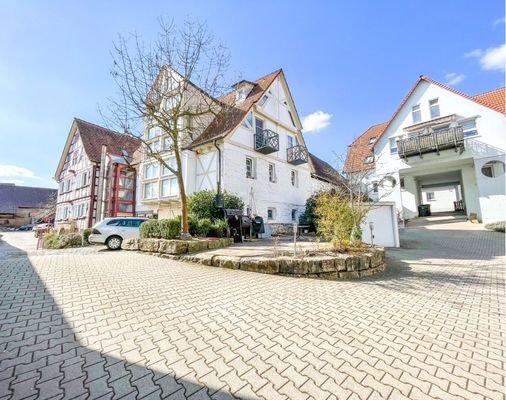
[0,237,238,399]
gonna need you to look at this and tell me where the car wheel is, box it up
[106,236,122,250]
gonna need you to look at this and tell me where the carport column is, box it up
[400,175,419,219]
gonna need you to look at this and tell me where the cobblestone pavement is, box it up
[0,225,504,400]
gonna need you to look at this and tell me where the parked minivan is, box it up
[88,217,149,250]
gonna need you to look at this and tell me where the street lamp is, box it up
[369,221,375,246]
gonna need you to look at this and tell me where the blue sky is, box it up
[0,1,504,188]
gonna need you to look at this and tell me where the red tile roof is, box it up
[471,87,505,114]
[75,118,141,163]
[345,77,505,173]
[344,122,388,173]
[189,69,282,147]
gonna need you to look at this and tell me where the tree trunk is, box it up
[174,151,190,236]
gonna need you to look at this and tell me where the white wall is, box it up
[361,202,400,247]
[421,186,458,212]
[474,155,506,224]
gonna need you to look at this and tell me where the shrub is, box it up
[43,233,83,249]
[195,218,213,237]
[485,221,505,233]
[188,190,244,221]
[209,218,229,238]
[299,193,320,232]
[159,218,180,239]
[82,228,92,244]
[140,220,161,238]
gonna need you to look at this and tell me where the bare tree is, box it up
[104,19,232,236]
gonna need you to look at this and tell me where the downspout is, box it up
[214,139,222,198]
[96,145,107,222]
[87,165,97,228]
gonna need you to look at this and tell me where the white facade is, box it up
[365,79,505,224]
[138,71,324,227]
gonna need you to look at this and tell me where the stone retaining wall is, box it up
[123,237,233,255]
[179,248,386,280]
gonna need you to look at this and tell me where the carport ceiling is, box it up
[415,170,462,185]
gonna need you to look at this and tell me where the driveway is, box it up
[0,226,504,400]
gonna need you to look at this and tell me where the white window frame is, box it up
[144,163,159,180]
[255,117,264,136]
[287,135,295,149]
[246,157,255,179]
[429,98,440,119]
[241,112,253,129]
[161,158,177,176]
[268,163,276,183]
[267,207,276,220]
[258,94,269,107]
[461,118,478,137]
[412,104,421,123]
[291,209,297,221]
[426,191,436,201]
[143,182,158,199]
[389,137,398,154]
[160,177,178,197]
[290,170,298,187]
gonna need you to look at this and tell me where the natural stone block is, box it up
[214,256,240,269]
[279,258,309,274]
[187,240,208,253]
[371,249,385,268]
[338,271,360,279]
[334,257,348,272]
[240,258,279,274]
[207,239,221,249]
[220,238,233,247]
[318,256,336,273]
[139,238,161,253]
[307,259,323,274]
[159,240,188,255]
[122,238,139,251]
[318,272,338,280]
[358,269,375,278]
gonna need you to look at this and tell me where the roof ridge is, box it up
[74,117,126,137]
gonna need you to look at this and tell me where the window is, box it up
[59,182,64,193]
[373,182,379,193]
[267,208,276,220]
[429,99,440,119]
[258,94,269,107]
[482,166,494,178]
[255,117,264,136]
[160,177,178,197]
[290,170,298,187]
[241,112,253,129]
[144,163,159,179]
[462,119,478,137]
[412,104,421,123]
[287,135,295,148]
[400,177,405,190]
[268,163,276,183]
[288,110,296,127]
[481,160,505,178]
[146,126,161,139]
[291,209,297,221]
[364,155,375,164]
[246,157,255,179]
[161,158,177,176]
[389,138,398,154]
[143,182,157,199]
[162,136,173,150]
[368,136,376,145]
[107,219,122,226]
[426,192,436,201]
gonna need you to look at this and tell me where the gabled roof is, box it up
[54,118,141,180]
[189,69,282,147]
[344,122,388,173]
[0,184,56,214]
[75,118,141,163]
[471,87,505,113]
[309,153,346,186]
[344,76,505,174]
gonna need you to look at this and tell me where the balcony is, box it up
[254,129,279,154]
[287,145,308,165]
[398,126,465,160]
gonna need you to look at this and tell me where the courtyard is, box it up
[0,222,504,399]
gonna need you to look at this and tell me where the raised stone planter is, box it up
[178,247,386,280]
[123,237,233,255]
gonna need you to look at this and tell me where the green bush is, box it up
[82,228,92,244]
[188,190,244,221]
[194,218,213,237]
[485,221,505,233]
[139,220,161,238]
[209,218,229,238]
[159,218,180,239]
[299,193,320,232]
[43,233,83,249]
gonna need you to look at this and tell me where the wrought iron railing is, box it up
[287,145,308,165]
[254,129,279,154]
[398,126,465,159]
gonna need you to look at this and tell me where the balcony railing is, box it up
[254,129,279,154]
[398,126,465,160]
[287,145,308,165]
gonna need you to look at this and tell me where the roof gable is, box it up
[0,184,56,214]
[309,153,345,186]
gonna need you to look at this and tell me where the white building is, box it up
[345,76,505,224]
[54,118,141,230]
[137,69,342,231]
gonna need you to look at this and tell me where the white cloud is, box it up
[302,111,332,133]
[0,165,34,178]
[0,178,24,185]
[444,72,466,86]
[493,17,505,26]
[465,44,506,72]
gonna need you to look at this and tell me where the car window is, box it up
[119,219,145,227]
[106,219,121,226]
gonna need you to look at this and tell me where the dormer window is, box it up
[364,155,375,164]
[368,136,376,145]
[234,82,254,102]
